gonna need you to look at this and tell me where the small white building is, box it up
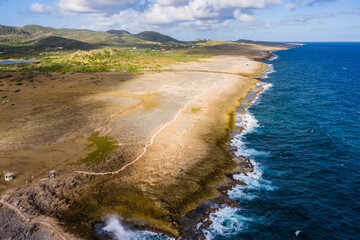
[4,173,14,181]
[49,170,56,178]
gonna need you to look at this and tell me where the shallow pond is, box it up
[0,60,36,65]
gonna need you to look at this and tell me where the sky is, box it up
[0,0,359,42]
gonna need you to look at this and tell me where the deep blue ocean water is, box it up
[100,43,360,240]
[203,43,360,240]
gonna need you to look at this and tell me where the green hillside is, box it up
[33,36,92,49]
[107,29,131,35]
[0,24,293,57]
[235,39,291,48]
[0,24,163,52]
[0,25,30,35]
[135,31,180,43]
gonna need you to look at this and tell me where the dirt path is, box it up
[75,82,217,176]
[0,192,72,240]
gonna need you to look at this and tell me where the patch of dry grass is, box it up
[191,107,202,113]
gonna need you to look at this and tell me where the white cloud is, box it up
[30,3,53,14]
[156,0,189,6]
[29,0,283,33]
[57,0,136,13]
[284,3,297,10]
[140,0,279,25]
[284,0,307,11]
[234,10,254,22]
[209,0,281,10]
[143,5,195,24]
[156,0,282,9]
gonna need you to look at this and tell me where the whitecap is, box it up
[202,81,275,238]
[262,82,273,92]
[202,207,252,239]
[261,64,275,78]
[102,215,171,240]
[233,160,275,191]
[228,187,257,200]
[269,54,278,61]
[252,83,273,105]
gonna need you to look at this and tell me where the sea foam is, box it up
[101,215,171,240]
[269,53,279,61]
[202,207,252,239]
[200,80,274,239]
[261,64,275,78]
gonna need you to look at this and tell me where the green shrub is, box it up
[0,74,12,79]
[78,136,118,166]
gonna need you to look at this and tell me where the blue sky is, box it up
[0,0,359,41]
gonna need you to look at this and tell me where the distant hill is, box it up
[34,36,92,50]
[135,31,179,43]
[0,24,167,51]
[20,25,58,35]
[235,39,290,48]
[0,24,295,54]
[107,29,131,35]
[20,25,121,45]
[0,24,181,50]
[0,25,30,35]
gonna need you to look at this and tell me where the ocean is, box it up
[100,43,360,239]
[203,43,360,240]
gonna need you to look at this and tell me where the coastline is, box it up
[180,68,276,240]
[0,46,292,240]
[186,47,296,239]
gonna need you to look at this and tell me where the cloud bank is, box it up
[29,0,281,31]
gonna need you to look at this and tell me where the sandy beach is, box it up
[0,45,288,239]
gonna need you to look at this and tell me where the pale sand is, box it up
[72,56,264,175]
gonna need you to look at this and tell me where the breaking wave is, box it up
[201,80,274,239]
[100,216,171,240]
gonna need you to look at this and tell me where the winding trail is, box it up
[0,82,217,239]
[0,193,70,240]
[75,83,217,176]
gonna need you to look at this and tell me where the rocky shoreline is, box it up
[179,81,270,239]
